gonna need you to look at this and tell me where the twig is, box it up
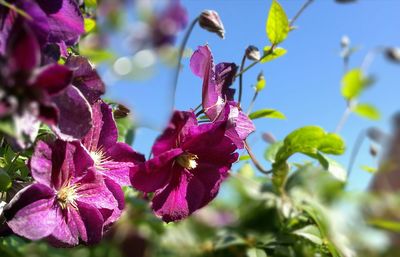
[238,53,247,104]
[247,91,259,115]
[244,140,272,175]
[171,17,199,109]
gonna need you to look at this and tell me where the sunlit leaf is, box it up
[368,218,400,232]
[239,155,251,161]
[84,0,97,8]
[293,225,323,245]
[318,154,347,182]
[266,0,289,44]
[260,46,287,63]
[341,69,372,100]
[353,103,380,120]
[360,165,377,173]
[84,18,96,33]
[249,109,286,120]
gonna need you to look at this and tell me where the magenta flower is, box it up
[82,100,145,186]
[130,111,238,222]
[0,0,84,53]
[0,22,92,141]
[190,45,255,148]
[3,140,120,247]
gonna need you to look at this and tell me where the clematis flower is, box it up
[0,22,92,141]
[190,45,255,148]
[130,111,238,222]
[82,100,145,186]
[3,140,120,247]
[0,0,84,53]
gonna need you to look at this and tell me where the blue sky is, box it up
[104,0,400,191]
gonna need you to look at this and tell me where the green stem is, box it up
[171,17,199,109]
[247,91,258,115]
[238,53,247,104]
[345,129,366,187]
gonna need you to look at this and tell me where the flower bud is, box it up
[385,47,400,64]
[245,45,260,61]
[340,35,350,49]
[255,72,266,92]
[113,103,130,119]
[198,10,225,39]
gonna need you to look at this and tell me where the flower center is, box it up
[57,184,79,210]
[176,153,198,170]
[90,149,110,171]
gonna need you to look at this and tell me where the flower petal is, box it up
[30,141,53,187]
[152,111,197,156]
[7,198,58,240]
[152,172,193,222]
[130,148,183,193]
[75,201,104,245]
[33,64,73,95]
[103,178,124,226]
[7,20,40,72]
[46,207,79,247]
[66,56,105,104]
[52,86,92,140]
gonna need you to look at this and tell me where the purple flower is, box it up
[0,22,92,141]
[151,0,188,47]
[3,140,120,247]
[82,100,145,186]
[130,111,238,222]
[0,0,84,53]
[190,45,255,148]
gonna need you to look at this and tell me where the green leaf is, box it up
[0,118,15,137]
[239,155,251,161]
[318,154,347,182]
[80,48,115,64]
[360,165,377,173]
[84,18,96,33]
[116,116,135,145]
[260,46,287,63]
[292,225,323,245]
[0,169,11,191]
[255,77,266,92]
[249,109,286,120]
[247,248,268,257]
[264,141,284,163]
[353,103,380,120]
[266,0,289,44]
[84,0,97,8]
[214,234,246,250]
[341,69,372,100]
[275,126,346,163]
[368,219,400,232]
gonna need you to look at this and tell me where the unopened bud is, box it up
[367,127,387,144]
[198,10,225,39]
[255,72,266,92]
[340,35,350,49]
[245,45,260,61]
[113,104,130,119]
[385,48,400,64]
[369,144,378,157]
[262,132,276,144]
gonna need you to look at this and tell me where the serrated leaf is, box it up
[261,46,287,63]
[264,141,284,163]
[293,225,323,245]
[249,109,286,120]
[84,18,96,33]
[341,68,372,100]
[353,103,380,120]
[266,0,289,44]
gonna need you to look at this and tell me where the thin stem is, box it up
[335,104,352,134]
[195,109,204,117]
[0,0,32,20]
[345,129,366,187]
[234,0,314,79]
[289,0,314,27]
[247,91,258,115]
[171,17,199,109]
[238,53,247,104]
[193,103,202,112]
[244,140,272,175]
